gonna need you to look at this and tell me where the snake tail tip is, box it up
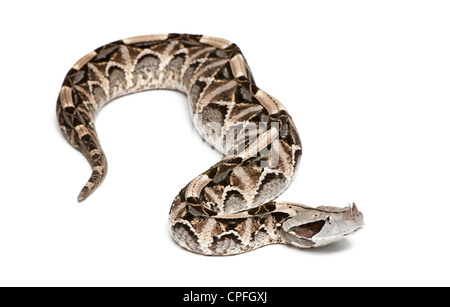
[76,166,107,203]
[77,188,90,203]
[77,194,86,203]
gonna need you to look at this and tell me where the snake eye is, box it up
[326,216,332,224]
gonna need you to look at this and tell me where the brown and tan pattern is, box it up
[57,33,364,255]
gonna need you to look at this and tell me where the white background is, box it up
[0,0,449,286]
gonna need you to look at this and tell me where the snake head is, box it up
[281,203,364,248]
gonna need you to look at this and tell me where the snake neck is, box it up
[170,195,295,255]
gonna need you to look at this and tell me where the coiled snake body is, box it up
[57,34,364,255]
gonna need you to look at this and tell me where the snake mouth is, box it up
[343,225,364,237]
[293,213,364,247]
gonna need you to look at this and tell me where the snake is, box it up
[56,33,364,255]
